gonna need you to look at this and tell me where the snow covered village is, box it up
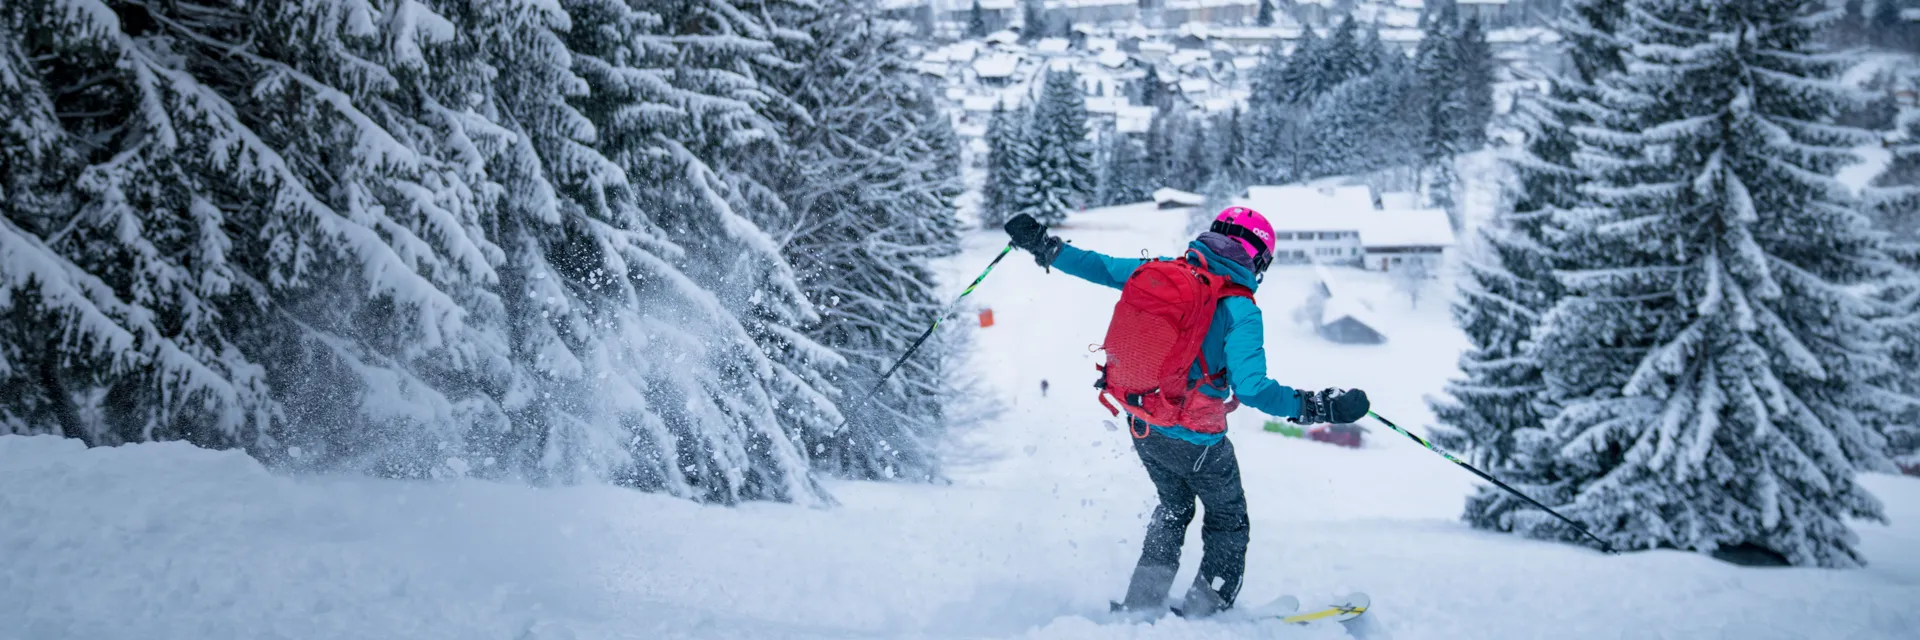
[4,0,1920,637]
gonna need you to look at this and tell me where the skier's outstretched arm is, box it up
[1050,244,1147,290]
[1003,213,1143,289]
[1224,299,1373,424]
[1220,300,1303,418]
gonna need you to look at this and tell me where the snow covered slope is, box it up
[5,206,1919,640]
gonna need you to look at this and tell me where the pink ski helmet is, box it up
[1210,206,1275,273]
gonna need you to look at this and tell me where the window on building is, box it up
[1274,232,1293,240]
[1350,248,1359,256]
[1391,256,1403,264]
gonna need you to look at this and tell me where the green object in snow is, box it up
[1264,420,1304,438]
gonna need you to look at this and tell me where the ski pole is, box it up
[1367,411,1618,554]
[828,244,1016,436]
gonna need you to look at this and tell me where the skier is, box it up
[1041,379,1050,397]
[1003,209,1372,618]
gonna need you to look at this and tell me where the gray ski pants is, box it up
[1120,425,1250,612]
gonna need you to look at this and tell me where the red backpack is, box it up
[1095,249,1252,438]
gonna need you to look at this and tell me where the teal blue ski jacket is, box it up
[1051,240,1303,444]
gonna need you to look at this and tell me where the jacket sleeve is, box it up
[1050,243,1148,290]
[1221,298,1302,418]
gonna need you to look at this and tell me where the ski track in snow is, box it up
[4,207,1919,640]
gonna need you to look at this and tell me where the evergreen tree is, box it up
[1179,118,1214,193]
[1359,24,1400,74]
[1429,0,1630,531]
[1868,109,1920,470]
[1836,71,1899,131]
[1299,65,1419,179]
[1247,38,1304,183]
[1139,64,1170,111]
[1279,26,1336,106]
[1217,108,1253,188]
[1836,0,1868,45]
[1319,17,1367,89]
[0,0,517,476]
[1258,0,1277,26]
[1415,0,1464,213]
[969,0,990,38]
[1019,0,1046,44]
[1454,16,1496,152]
[1012,69,1095,225]
[561,0,837,501]
[1870,0,1910,48]
[982,101,1023,227]
[761,4,964,482]
[0,0,970,505]
[1098,132,1156,206]
[1530,0,1894,566]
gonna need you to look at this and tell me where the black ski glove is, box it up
[1004,213,1065,270]
[1291,388,1370,425]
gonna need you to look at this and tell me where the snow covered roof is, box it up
[1379,28,1423,43]
[961,95,1004,112]
[1238,185,1454,248]
[1115,106,1155,134]
[1178,78,1211,95]
[1097,50,1131,68]
[916,61,948,77]
[932,41,982,62]
[1139,41,1177,55]
[1904,8,1920,21]
[986,30,1019,45]
[1164,0,1257,8]
[1080,201,1166,217]
[1245,185,1374,216]
[973,55,1019,78]
[1489,28,1558,46]
[1379,11,1421,28]
[1154,188,1206,206]
[1311,262,1385,333]
[1377,191,1418,211]
[1037,38,1071,54]
[1087,37,1118,52]
[1360,210,1455,248]
[1085,96,1129,114]
[1169,49,1212,66]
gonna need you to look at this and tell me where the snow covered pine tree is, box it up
[1012,68,1095,227]
[1428,0,1627,532]
[1,0,959,506]
[758,0,966,482]
[1535,0,1896,566]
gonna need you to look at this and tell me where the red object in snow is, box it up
[1900,461,1920,478]
[1307,423,1366,448]
[978,309,994,328]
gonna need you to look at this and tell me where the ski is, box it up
[1274,592,1369,625]
[1109,592,1368,625]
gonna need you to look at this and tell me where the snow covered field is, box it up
[5,206,1918,640]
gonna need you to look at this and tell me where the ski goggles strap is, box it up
[1209,220,1273,272]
